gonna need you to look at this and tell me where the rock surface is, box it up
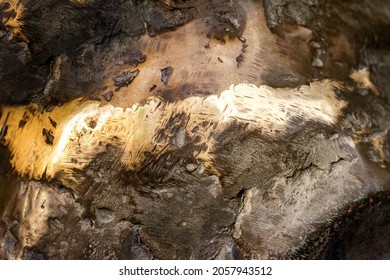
[0,0,389,259]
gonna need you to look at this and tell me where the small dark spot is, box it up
[143,151,152,158]
[149,85,157,92]
[113,70,139,90]
[49,117,57,128]
[218,57,224,63]
[87,119,97,129]
[102,91,114,101]
[192,126,199,133]
[236,54,244,67]
[18,112,29,128]
[161,67,173,86]
[42,128,54,145]
[19,119,27,128]
[204,43,210,49]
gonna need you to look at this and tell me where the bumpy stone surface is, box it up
[0,0,389,260]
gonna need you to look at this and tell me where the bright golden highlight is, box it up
[0,81,346,190]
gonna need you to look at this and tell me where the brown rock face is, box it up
[0,0,389,259]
